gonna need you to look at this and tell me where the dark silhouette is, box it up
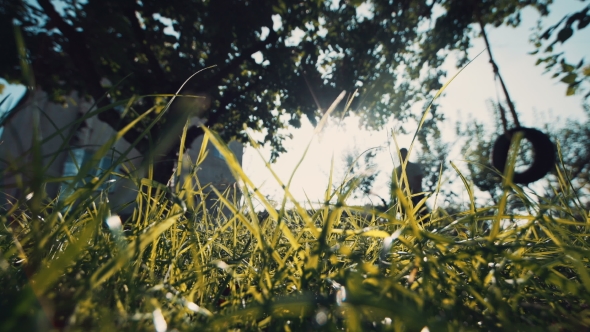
[394,148,427,216]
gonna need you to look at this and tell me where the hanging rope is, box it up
[478,20,521,130]
[493,78,509,133]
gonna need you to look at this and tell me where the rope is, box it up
[478,20,521,130]
[478,16,556,185]
[493,76,509,133]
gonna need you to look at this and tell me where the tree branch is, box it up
[37,0,107,107]
[122,3,168,85]
[194,29,280,91]
[37,0,148,151]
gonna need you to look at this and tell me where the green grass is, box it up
[1,90,589,332]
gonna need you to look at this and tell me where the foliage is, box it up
[415,129,450,194]
[531,4,590,98]
[2,96,590,332]
[341,146,382,204]
[554,103,590,193]
[456,102,506,204]
[1,0,565,185]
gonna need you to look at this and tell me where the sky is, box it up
[0,81,26,138]
[1,0,588,210]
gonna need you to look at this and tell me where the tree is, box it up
[415,129,450,194]
[341,146,382,205]
[0,0,560,186]
[531,4,590,98]
[455,103,506,204]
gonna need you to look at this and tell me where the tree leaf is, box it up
[561,73,577,84]
[557,26,573,43]
[579,15,590,29]
[566,85,577,96]
[561,62,575,73]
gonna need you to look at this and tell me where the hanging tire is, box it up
[491,127,555,184]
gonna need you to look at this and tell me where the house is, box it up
[0,89,243,213]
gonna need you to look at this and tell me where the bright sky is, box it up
[1,1,588,210]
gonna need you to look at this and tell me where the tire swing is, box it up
[491,127,555,184]
[479,21,556,185]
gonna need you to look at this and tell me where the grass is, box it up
[1,89,589,332]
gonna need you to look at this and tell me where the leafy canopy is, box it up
[1,0,555,163]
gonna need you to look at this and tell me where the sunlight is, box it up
[242,113,414,208]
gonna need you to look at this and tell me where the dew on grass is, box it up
[153,308,167,332]
[106,215,122,230]
[336,286,346,306]
[186,302,199,312]
[315,310,328,326]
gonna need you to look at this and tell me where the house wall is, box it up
[0,90,87,202]
[0,90,243,213]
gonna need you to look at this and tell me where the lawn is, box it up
[1,112,589,332]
